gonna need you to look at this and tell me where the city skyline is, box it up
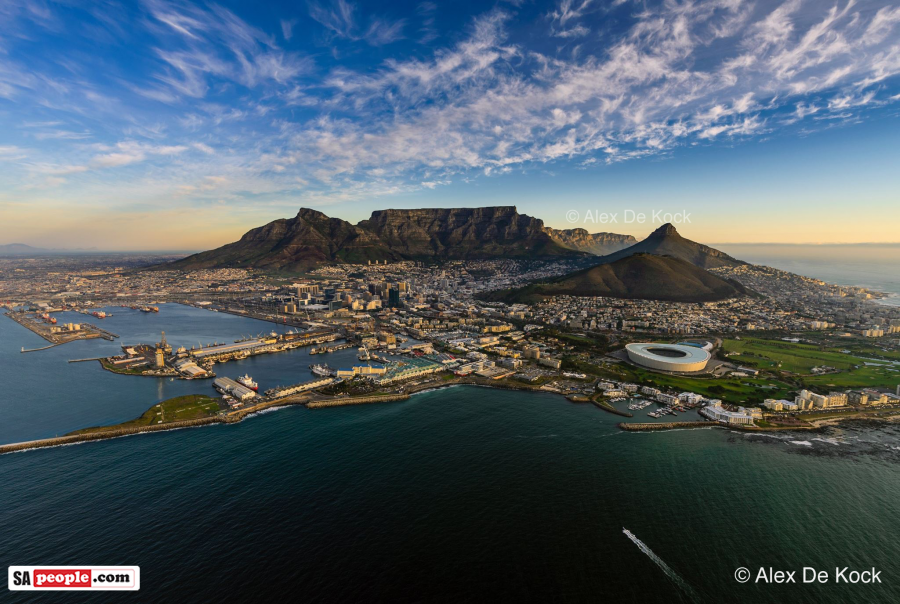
[2,0,900,250]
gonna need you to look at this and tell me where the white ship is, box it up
[237,374,258,391]
[309,364,335,377]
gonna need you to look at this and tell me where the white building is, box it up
[700,401,756,425]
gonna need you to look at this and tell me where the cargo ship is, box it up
[237,374,258,391]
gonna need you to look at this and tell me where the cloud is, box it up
[547,0,594,38]
[3,0,900,211]
[280,18,296,41]
[145,0,311,98]
[33,129,91,140]
[89,141,188,168]
[308,0,405,46]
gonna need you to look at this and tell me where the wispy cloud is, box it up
[1,0,900,219]
[308,0,405,46]
[145,0,312,98]
[547,0,594,38]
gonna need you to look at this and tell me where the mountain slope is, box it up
[542,228,637,255]
[359,206,573,259]
[166,209,396,271]
[484,253,748,304]
[0,244,45,255]
[164,206,581,271]
[598,223,745,269]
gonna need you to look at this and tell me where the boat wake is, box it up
[622,528,700,602]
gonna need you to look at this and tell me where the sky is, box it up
[1,0,899,250]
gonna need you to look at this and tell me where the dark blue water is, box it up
[3,306,900,603]
[0,304,361,443]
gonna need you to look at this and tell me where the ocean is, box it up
[3,385,900,602]
[716,243,900,306]
[3,305,900,602]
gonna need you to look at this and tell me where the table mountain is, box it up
[163,206,580,272]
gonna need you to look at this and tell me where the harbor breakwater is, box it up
[0,416,224,454]
[619,421,819,432]
[307,394,410,408]
[0,393,410,454]
[619,421,713,431]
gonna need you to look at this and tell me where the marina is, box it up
[310,343,353,355]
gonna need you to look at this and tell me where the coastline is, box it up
[3,375,899,455]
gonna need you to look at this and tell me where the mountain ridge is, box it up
[163,206,587,271]
[483,253,749,304]
[542,227,637,255]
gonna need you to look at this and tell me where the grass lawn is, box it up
[722,336,900,390]
[100,359,151,375]
[69,395,223,435]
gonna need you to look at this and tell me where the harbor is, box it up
[100,327,343,379]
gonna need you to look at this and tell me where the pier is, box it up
[5,312,118,344]
[310,343,353,355]
[21,344,61,353]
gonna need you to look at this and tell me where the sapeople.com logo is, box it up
[9,566,140,591]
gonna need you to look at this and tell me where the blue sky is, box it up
[1,0,899,250]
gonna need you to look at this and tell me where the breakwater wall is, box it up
[592,399,633,417]
[619,421,713,431]
[227,396,309,420]
[307,394,410,408]
[620,421,819,432]
[0,417,223,454]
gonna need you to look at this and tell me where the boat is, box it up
[237,374,258,391]
[92,311,106,319]
[310,364,335,377]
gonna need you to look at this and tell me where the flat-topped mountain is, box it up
[358,206,569,258]
[598,223,745,269]
[164,206,580,272]
[484,253,749,304]
[542,227,636,255]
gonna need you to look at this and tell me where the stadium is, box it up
[625,343,711,373]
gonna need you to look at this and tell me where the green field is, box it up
[722,337,900,390]
[69,395,224,435]
[562,356,794,405]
